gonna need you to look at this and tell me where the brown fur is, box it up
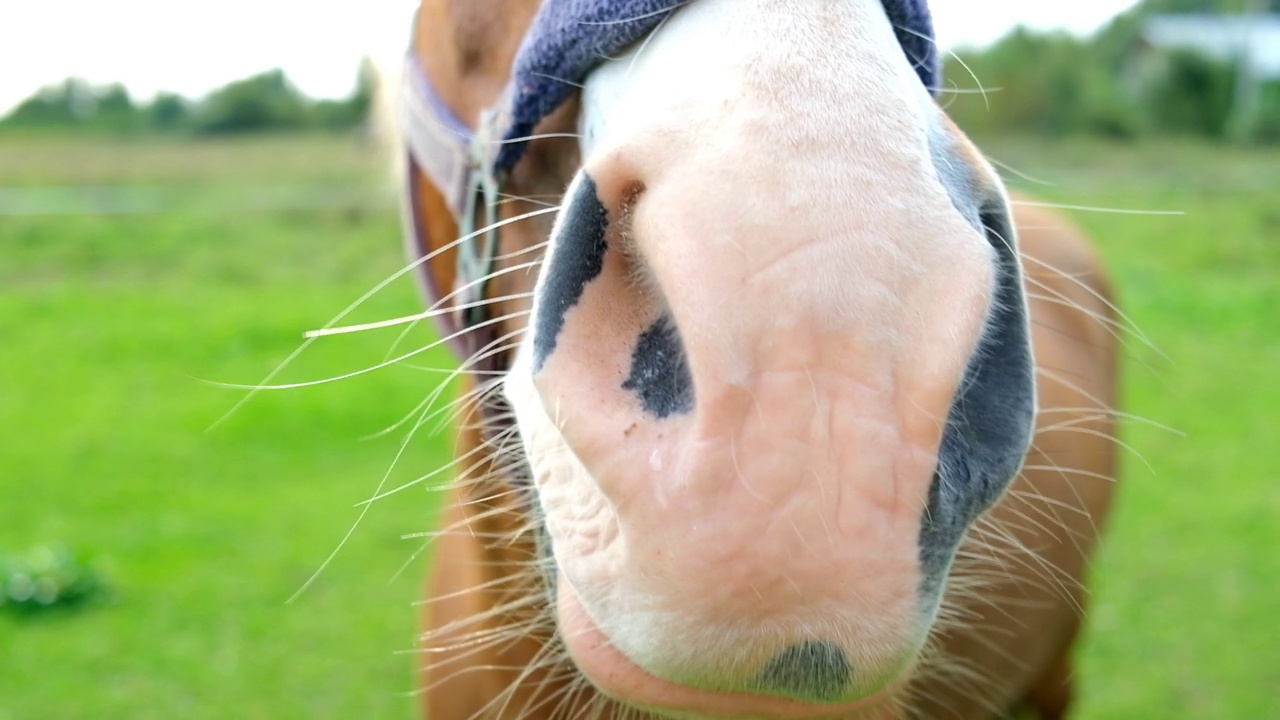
[409,3,1118,718]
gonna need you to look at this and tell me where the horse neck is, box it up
[414,0,540,125]
[412,0,575,591]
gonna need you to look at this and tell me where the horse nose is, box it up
[516,164,933,703]
[757,640,854,702]
[526,172,697,422]
[504,0,1022,709]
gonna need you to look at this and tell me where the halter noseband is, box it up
[401,0,939,361]
[400,57,510,358]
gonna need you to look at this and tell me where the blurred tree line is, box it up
[944,0,1280,143]
[0,61,376,137]
[5,0,1277,143]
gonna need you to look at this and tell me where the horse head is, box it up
[403,1,1110,718]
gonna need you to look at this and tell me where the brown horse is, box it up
[402,1,1118,718]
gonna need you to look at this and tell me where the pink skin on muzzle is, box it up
[519,162,992,705]
[501,0,1008,712]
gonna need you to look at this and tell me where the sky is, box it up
[0,0,1143,116]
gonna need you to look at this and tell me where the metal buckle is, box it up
[455,106,505,332]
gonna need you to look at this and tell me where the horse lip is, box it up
[556,572,908,720]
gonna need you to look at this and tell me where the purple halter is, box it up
[496,0,938,174]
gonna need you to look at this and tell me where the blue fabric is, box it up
[881,0,939,90]
[495,0,938,174]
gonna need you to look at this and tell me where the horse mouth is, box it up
[555,574,909,720]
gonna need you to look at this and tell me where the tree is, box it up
[1,61,379,137]
[0,79,138,131]
[310,57,378,131]
[147,92,189,131]
[190,69,309,134]
[2,79,96,127]
[941,0,1280,144]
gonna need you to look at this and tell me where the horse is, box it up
[397,1,1118,718]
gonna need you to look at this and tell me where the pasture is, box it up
[0,133,1275,718]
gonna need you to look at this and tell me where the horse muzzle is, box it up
[500,0,1035,715]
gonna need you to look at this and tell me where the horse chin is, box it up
[556,574,912,720]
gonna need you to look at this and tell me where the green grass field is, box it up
[1,134,1275,719]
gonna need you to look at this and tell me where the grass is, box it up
[0,133,1275,718]
[0,135,451,719]
[979,137,1280,719]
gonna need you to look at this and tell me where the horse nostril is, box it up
[621,317,694,418]
[756,639,853,703]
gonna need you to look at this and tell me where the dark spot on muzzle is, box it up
[756,639,853,703]
[919,206,1036,602]
[622,318,694,418]
[533,173,608,372]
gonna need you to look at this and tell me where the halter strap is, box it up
[400,51,510,358]
[401,54,474,218]
[496,0,938,174]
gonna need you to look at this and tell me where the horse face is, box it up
[501,0,1034,714]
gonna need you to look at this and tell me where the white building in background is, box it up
[1141,14,1280,81]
